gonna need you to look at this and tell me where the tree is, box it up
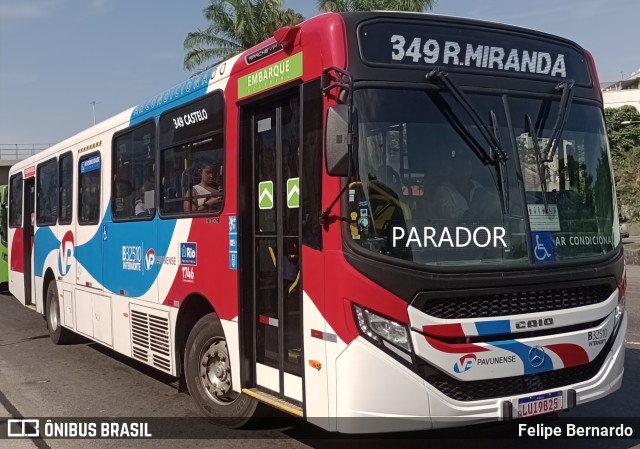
[604,106,640,220]
[317,0,435,12]
[184,0,304,74]
[605,105,640,160]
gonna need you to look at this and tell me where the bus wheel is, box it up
[45,281,73,344]
[184,313,257,428]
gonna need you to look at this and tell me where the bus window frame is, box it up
[36,157,59,227]
[9,173,23,229]
[111,118,157,223]
[77,151,102,226]
[58,151,74,226]
[157,90,226,220]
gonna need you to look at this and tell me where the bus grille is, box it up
[413,283,613,319]
[130,307,172,373]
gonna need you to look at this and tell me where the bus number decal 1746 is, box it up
[181,266,195,283]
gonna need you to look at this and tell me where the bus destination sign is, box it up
[358,21,591,85]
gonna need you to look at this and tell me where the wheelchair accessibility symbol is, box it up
[531,232,554,263]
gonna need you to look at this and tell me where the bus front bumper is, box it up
[334,313,626,433]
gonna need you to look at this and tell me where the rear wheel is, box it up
[184,313,258,427]
[46,281,73,344]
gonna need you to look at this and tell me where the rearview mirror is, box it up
[325,105,350,176]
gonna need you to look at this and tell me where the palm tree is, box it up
[184,0,304,74]
[317,0,435,12]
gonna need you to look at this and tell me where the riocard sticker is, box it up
[258,181,274,210]
[238,53,303,99]
[287,177,299,208]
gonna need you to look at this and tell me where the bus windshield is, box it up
[347,88,616,267]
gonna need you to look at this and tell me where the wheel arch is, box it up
[42,267,56,318]
[175,293,217,377]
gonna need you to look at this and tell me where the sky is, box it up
[1,0,638,144]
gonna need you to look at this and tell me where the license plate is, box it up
[517,391,563,418]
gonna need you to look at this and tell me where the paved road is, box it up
[1,267,639,449]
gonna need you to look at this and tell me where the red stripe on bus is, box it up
[545,343,589,368]
[422,323,466,338]
[425,335,490,354]
[10,228,24,273]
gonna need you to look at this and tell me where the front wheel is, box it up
[46,281,74,344]
[184,313,258,428]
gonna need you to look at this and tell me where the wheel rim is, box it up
[49,294,59,331]
[198,337,237,405]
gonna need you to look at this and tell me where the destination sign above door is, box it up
[357,20,591,85]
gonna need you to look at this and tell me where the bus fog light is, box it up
[353,305,411,352]
[615,272,626,328]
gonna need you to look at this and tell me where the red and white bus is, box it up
[8,12,626,433]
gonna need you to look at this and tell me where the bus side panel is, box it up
[9,227,25,303]
[111,290,132,357]
[302,291,330,427]
[160,217,237,320]
[33,224,59,314]
[58,223,77,326]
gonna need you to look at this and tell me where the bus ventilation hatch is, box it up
[129,306,172,373]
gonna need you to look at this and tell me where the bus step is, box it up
[242,388,303,417]
[25,304,36,311]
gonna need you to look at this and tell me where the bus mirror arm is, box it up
[319,181,350,229]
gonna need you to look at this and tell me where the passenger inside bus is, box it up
[80,177,100,223]
[376,164,403,198]
[183,162,223,212]
[134,165,156,217]
[430,152,482,220]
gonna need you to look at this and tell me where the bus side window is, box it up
[112,121,156,220]
[158,91,225,217]
[9,174,23,228]
[78,153,101,226]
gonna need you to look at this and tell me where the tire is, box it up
[45,281,73,344]
[184,313,258,428]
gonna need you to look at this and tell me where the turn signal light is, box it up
[309,360,322,371]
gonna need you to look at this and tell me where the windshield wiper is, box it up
[427,68,512,215]
[426,68,509,163]
[541,80,575,162]
[491,110,510,214]
[526,113,549,214]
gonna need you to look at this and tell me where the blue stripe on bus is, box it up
[34,204,177,297]
[129,68,214,126]
[475,320,511,336]
[34,226,60,279]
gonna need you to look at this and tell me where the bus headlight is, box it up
[353,305,411,353]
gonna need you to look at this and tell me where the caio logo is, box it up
[58,231,75,276]
[453,354,477,373]
[145,248,155,271]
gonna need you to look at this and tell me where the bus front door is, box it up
[241,88,303,405]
